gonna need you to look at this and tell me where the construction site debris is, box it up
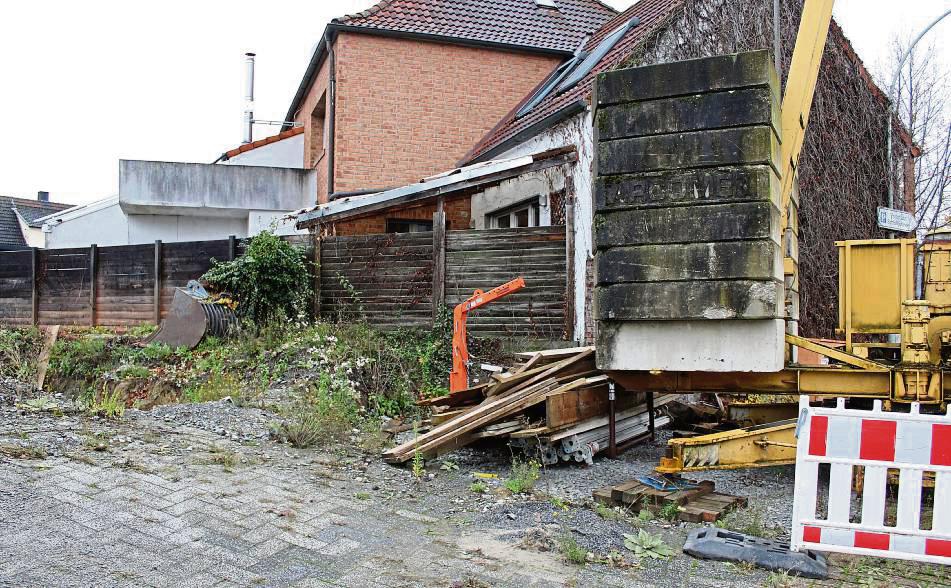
[593,477,746,524]
[384,347,670,465]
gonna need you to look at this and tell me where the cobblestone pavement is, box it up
[2,406,948,587]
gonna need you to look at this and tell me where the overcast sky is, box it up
[0,0,948,206]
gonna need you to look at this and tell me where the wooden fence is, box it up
[0,227,569,338]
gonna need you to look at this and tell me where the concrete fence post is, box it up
[89,244,98,326]
[153,240,162,325]
[31,247,39,326]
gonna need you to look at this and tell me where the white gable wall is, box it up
[488,111,594,341]
[221,133,305,168]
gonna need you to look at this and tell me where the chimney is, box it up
[37,191,49,202]
[243,52,256,144]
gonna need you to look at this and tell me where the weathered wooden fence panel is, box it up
[0,227,567,339]
[446,227,567,339]
[0,250,34,326]
[319,232,434,328]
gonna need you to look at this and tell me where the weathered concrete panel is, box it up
[596,319,786,372]
[597,280,783,320]
[594,202,780,249]
[597,126,780,176]
[594,165,779,212]
[596,87,779,141]
[596,241,782,284]
[595,50,778,106]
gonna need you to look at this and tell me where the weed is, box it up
[18,396,58,412]
[549,496,570,511]
[764,570,795,587]
[208,446,239,470]
[411,424,425,479]
[355,492,371,500]
[439,459,459,472]
[0,444,47,460]
[558,533,589,565]
[185,371,240,403]
[470,481,488,494]
[274,377,360,448]
[0,327,43,381]
[658,501,681,521]
[716,505,781,539]
[87,388,125,419]
[623,530,674,560]
[117,365,151,380]
[637,509,652,523]
[503,458,540,494]
[594,503,619,521]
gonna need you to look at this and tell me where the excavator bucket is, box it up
[149,288,240,349]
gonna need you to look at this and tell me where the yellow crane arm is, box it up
[779,0,835,232]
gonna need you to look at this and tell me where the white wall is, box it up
[222,133,305,168]
[45,201,130,248]
[470,172,559,229]
[490,111,594,341]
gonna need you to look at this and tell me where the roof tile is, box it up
[333,0,618,54]
[465,0,685,162]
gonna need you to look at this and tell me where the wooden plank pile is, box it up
[593,478,747,523]
[383,347,673,465]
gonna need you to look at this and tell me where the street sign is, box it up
[877,207,915,233]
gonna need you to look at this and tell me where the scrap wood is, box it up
[593,478,745,523]
[514,346,595,364]
[383,378,561,463]
[487,350,595,398]
[417,383,490,408]
[35,325,60,391]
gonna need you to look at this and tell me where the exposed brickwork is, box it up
[294,32,560,205]
[330,196,471,236]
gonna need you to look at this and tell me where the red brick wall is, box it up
[294,32,561,205]
[330,197,471,236]
[295,57,332,203]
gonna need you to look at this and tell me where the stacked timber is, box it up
[383,347,675,464]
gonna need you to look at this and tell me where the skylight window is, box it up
[514,17,641,119]
[555,17,641,93]
[535,0,559,8]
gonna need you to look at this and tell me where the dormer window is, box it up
[535,0,559,9]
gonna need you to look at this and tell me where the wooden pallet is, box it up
[592,478,747,523]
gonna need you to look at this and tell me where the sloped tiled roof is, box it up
[465,0,685,162]
[333,0,618,54]
[0,196,73,248]
[222,127,304,161]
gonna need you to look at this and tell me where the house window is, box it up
[488,199,541,229]
[387,219,434,233]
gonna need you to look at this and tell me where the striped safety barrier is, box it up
[791,397,951,565]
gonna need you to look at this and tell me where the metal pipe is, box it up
[773,0,782,75]
[243,52,256,144]
[608,381,617,459]
[885,9,951,210]
[325,31,337,198]
[648,391,655,441]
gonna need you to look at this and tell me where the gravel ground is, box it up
[2,388,947,587]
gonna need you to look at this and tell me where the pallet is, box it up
[592,478,747,523]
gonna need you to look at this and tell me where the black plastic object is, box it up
[683,528,829,579]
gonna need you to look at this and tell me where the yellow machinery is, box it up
[604,0,951,473]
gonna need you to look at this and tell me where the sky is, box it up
[0,0,948,206]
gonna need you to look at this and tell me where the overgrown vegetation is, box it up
[0,327,43,381]
[558,533,589,565]
[202,231,312,325]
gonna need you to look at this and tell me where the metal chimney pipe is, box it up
[243,52,256,144]
[37,191,49,202]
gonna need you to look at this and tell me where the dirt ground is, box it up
[1,393,949,587]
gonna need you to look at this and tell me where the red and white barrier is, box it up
[791,397,951,565]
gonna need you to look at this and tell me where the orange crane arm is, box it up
[450,277,526,392]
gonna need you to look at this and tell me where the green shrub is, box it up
[49,337,109,380]
[202,231,312,325]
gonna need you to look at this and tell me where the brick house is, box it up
[281,0,617,210]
